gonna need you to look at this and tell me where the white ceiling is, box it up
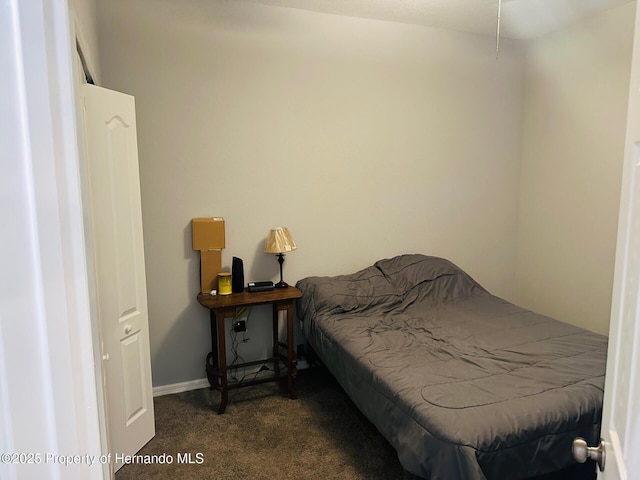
[244,0,632,39]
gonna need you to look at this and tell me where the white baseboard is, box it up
[153,378,210,397]
[152,360,310,398]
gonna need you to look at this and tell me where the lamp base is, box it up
[274,253,289,288]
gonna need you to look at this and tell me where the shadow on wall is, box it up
[251,238,287,285]
[152,299,211,386]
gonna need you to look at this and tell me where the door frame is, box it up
[71,8,111,480]
[599,3,640,478]
[0,0,104,479]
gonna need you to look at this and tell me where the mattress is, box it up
[295,254,607,480]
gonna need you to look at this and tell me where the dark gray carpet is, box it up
[115,367,420,480]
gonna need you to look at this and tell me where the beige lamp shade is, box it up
[264,227,297,254]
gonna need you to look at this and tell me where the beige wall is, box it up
[96,0,634,387]
[514,3,635,335]
[97,0,526,387]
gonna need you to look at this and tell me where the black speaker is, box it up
[232,257,244,293]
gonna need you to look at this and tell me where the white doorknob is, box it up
[124,324,132,334]
[572,437,605,471]
[102,353,110,361]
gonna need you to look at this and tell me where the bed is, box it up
[295,254,607,480]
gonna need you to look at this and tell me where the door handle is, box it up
[572,437,605,471]
[102,353,110,361]
[124,324,132,334]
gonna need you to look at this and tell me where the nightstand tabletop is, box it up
[197,286,302,310]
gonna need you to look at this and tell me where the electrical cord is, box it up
[227,307,275,383]
[228,307,252,382]
[242,363,270,384]
[228,328,246,382]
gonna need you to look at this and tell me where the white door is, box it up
[82,84,155,473]
[597,4,640,479]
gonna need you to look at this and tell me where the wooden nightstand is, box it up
[197,286,302,414]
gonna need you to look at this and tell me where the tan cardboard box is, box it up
[192,217,225,250]
[201,249,223,293]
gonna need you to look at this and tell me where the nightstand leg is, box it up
[206,310,220,389]
[285,301,298,399]
[217,307,229,414]
[272,303,280,375]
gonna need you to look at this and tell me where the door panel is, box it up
[121,331,149,425]
[82,84,154,473]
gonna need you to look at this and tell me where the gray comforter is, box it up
[296,254,607,480]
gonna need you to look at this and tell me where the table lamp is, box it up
[264,227,296,288]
